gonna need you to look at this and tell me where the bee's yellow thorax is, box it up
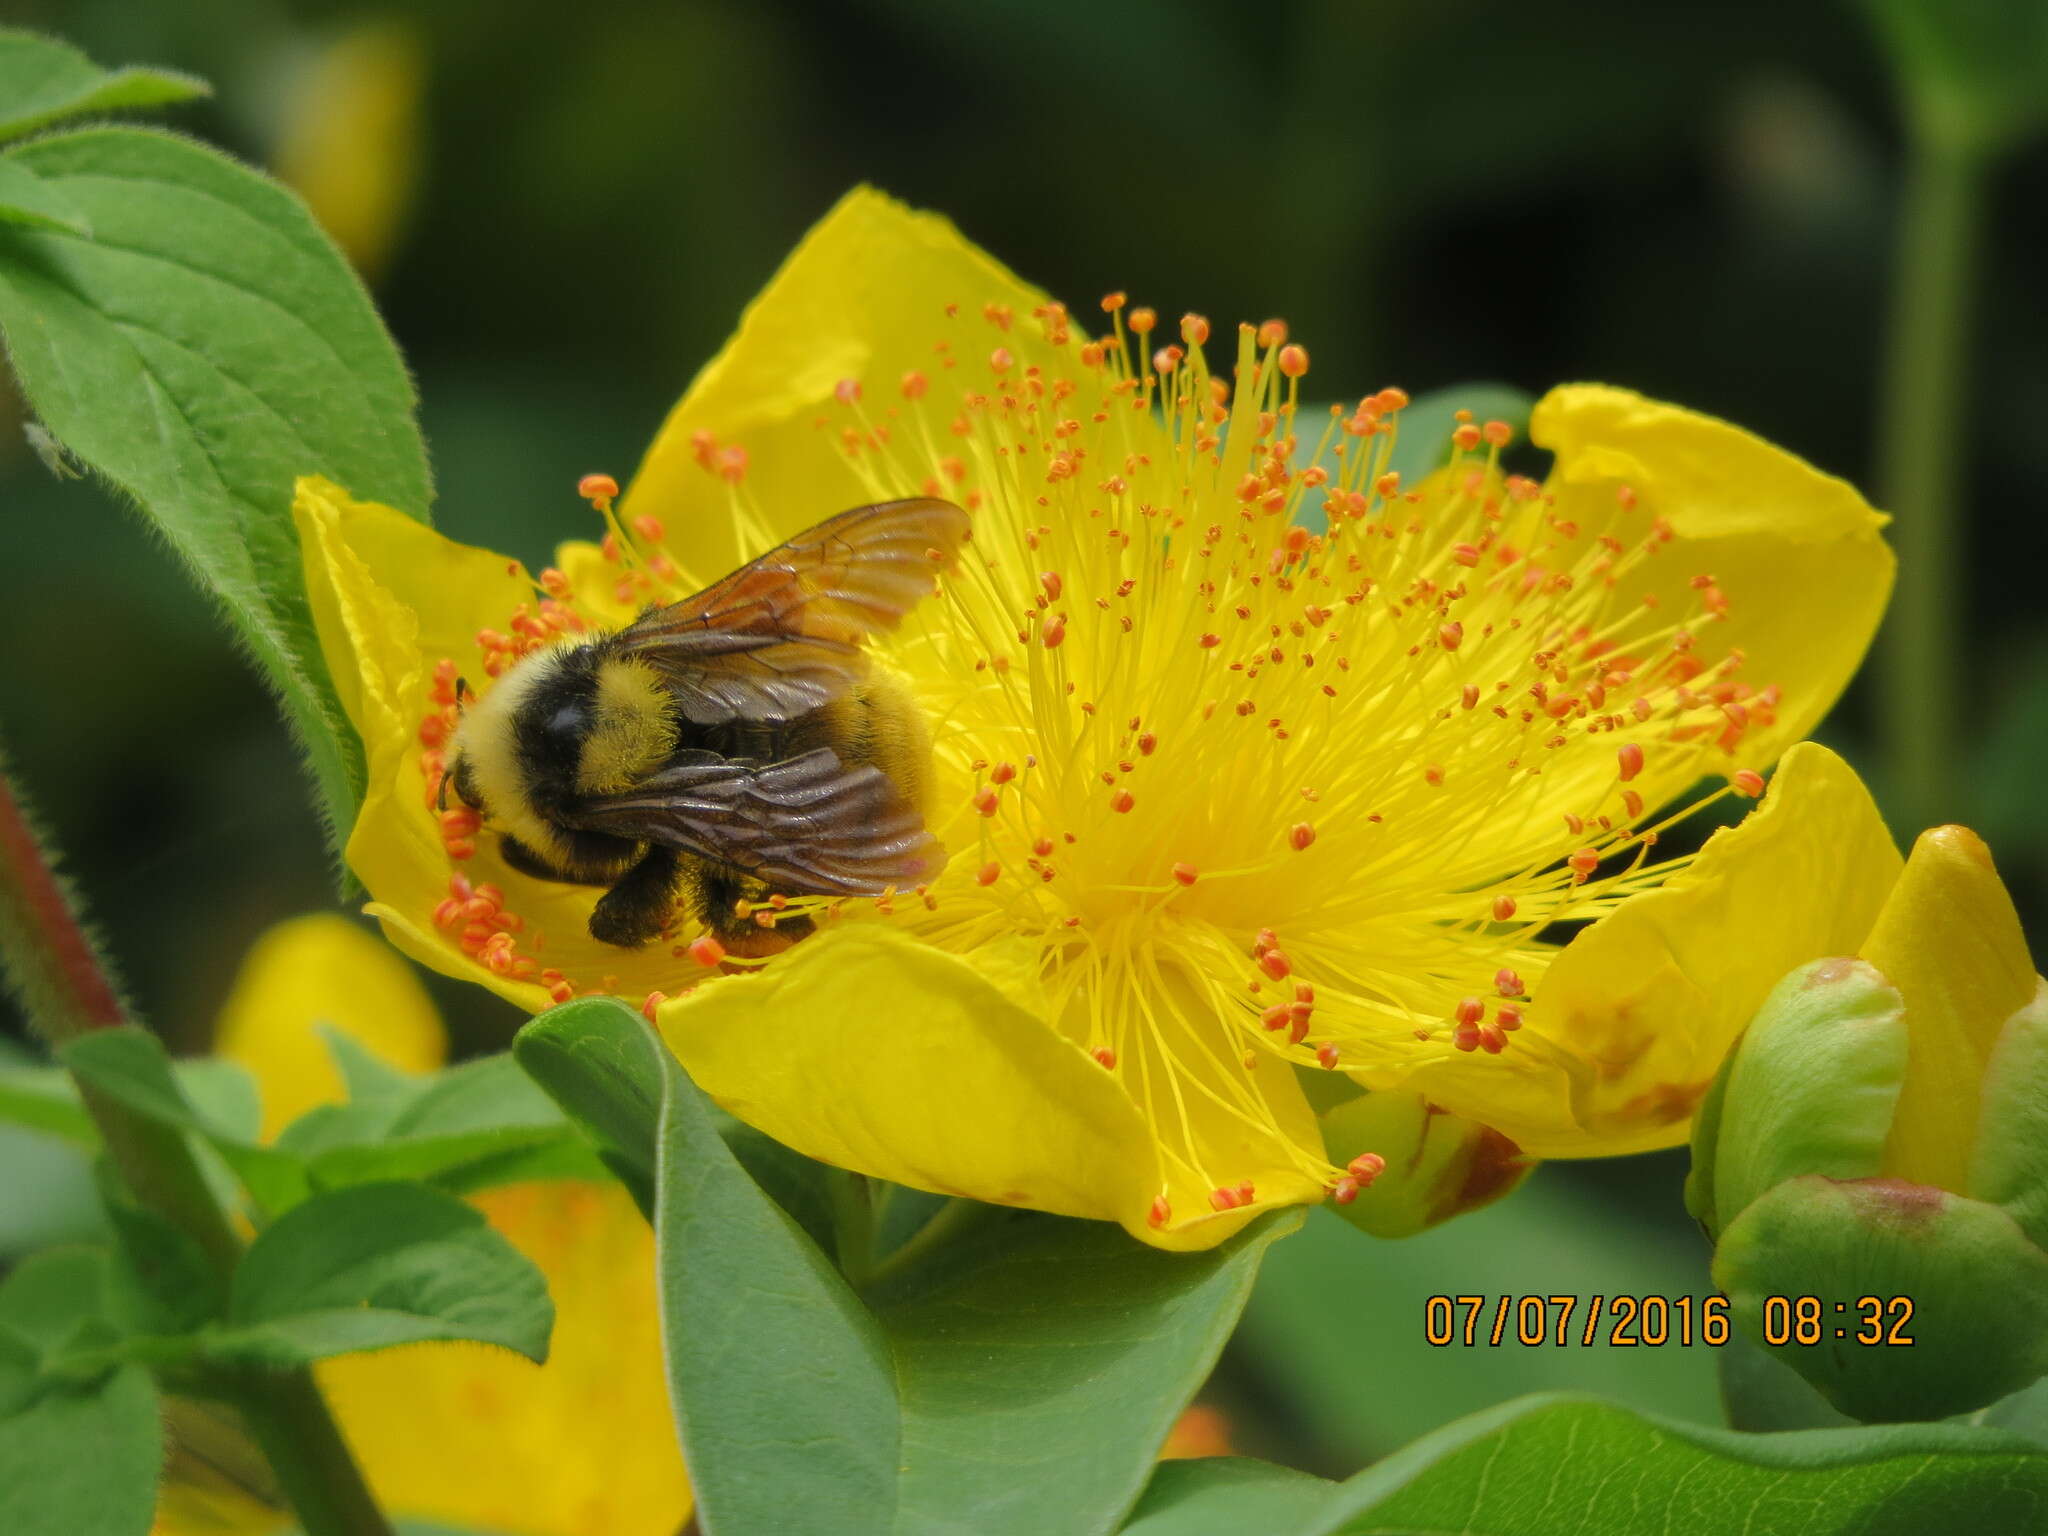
[578,656,675,794]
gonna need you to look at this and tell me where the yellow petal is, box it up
[1867,826,2038,1190]
[1392,743,1902,1157]
[1532,385,1895,772]
[212,914,445,1140]
[619,186,1057,579]
[657,922,1323,1250]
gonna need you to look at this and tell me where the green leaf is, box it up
[1120,1459,1335,1535]
[0,1064,94,1144]
[0,1362,159,1535]
[516,998,1297,1536]
[1717,1336,1854,1433]
[513,999,665,1214]
[58,1027,309,1214]
[210,1181,551,1367]
[0,126,432,859]
[0,1247,160,1535]
[320,1022,421,1103]
[0,30,207,142]
[1300,1394,2048,1535]
[0,159,85,234]
[298,1052,582,1194]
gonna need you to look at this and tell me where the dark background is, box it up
[1,0,2042,1471]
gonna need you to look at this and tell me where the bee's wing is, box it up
[561,748,944,896]
[612,497,970,725]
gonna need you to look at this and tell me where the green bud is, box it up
[1322,1092,1532,1239]
[1714,1174,2048,1422]
[1969,981,2048,1249]
[1690,958,1906,1242]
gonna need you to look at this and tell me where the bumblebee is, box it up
[446,498,970,950]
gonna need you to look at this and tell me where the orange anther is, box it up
[1172,862,1199,886]
[1315,1043,1341,1070]
[1277,344,1309,379]
[1492,895,1517,922]
[1623,789,1644,819]
[1732,768,1766,797]
[1260,1003,1291,1032]
[1110,789,1135,814]
[548,981,575,1005]
[687,935,726,968]
[990,761,1017,785]
[1288,822,1316,852]
[1181,313,1210,346]
[641,991,667,1022]
[1209,1187,1239,1212]
[1101,291,1127,313]
[1496,1005,1524,1032]
[976,861,1000,886]
[1482,419,1512,447]
[1452,424,1482,452]
[973,787,1000,816]
[1373,387,1409,412]
[1091,1046,1117,1069]
[1495,968,1524,997]
[1258,948,1292,981]
[1452,542,1480,567]
[1348,1152,1386,1185]
[1148,1194,1171,1226]
[1128,307,1157,335]
[632,514,665,543]
[1568,847,1601,878]
[1461,684,1481,710]
[1331,1176,1361,1205]
[1617,742,1645,781]
[1455,997,1486,1027]
[901,370,928,399]
[1424,764,1445,786]
[1137,731,1158,756]
[577,472,619,504]
[1439,621,1464,651]
[1199,632,1220,648]
[1257,319,1288,348]
[1042,615,1067,648]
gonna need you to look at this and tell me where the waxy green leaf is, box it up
[517,998,1297,1536]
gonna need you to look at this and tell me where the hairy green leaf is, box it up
[1119,1459,1334,1535]
[211,1181,551,1366]
[0,30,206,142]
[0,159,86,234]
[0,126,431,859]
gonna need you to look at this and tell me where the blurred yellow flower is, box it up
[298,189,1892,1248]
[270,20,425,281]
[151,915,690,1536]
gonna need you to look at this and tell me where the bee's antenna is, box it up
[436,766,454,812]
[454,676,475,708]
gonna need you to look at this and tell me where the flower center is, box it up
[416,295,1783,1215]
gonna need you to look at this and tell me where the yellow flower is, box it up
[152,915,690,1536]
[298,188,1892,1249]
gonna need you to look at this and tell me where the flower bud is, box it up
[1691,828,2048,1420]
[1322,1092,1533,1239]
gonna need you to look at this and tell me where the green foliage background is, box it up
[0,0,2044,1482]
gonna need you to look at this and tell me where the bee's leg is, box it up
[691,866,815,958]
[588,845,683,949]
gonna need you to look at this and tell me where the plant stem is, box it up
[0,749,393,1536]
[1878,132,1988,831]
[859,1197,993,1295]
[827,1170,876,1289]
